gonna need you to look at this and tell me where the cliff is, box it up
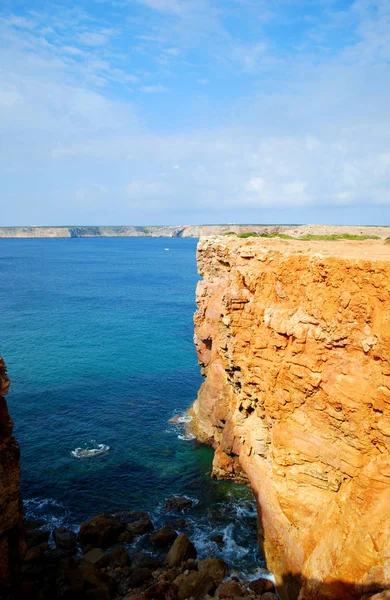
[0,358,25,590]
[191,237,390,600]
[1,224,389,239]
[0,225,286,239]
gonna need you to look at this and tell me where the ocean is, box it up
[0,237,263,573]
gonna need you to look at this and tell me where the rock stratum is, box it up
[0,358,25,590]
[190,236,390,600]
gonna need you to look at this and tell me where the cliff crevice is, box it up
[190,237,390,600]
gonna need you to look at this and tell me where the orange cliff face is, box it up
[190,236,390,600]
[0,357,25,588]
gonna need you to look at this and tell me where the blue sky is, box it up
[1,0,389,225]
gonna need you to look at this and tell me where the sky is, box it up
[0,0,389,226]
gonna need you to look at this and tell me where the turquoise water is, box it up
[0,237,263,572]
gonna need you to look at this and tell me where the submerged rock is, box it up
[164,497,193,512]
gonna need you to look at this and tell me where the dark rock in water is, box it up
[198,557,229,585]
[249,577,275,595]
[131,551,162,570]
[150,527,178,547]
[217,579,245,597]
[82,548,107,569]
[126,517,154,537]
[177,570,215,600]
[165,533,197,567]
[127,567,153,587]
[107,547,129,568]
[113,511,149,523]
[78,514,125,548]
[54,527,77,550]
[210,533,224,547]
[165,519,187,530]
[164,497,193,512]
[145,581,179,600]
[119,531,134,543]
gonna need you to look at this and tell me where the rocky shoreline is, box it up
[10,497,277,600]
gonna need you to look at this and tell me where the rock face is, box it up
[0,357,25,587]
[190,237,390,600]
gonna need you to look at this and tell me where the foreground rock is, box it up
[0,358,25,590]
[190,236,390,600]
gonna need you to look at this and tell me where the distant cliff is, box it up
[0,358,25,589]
[191,236,390,600]
[0,225,287,239]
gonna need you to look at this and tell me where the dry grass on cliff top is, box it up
[212,233,390,261]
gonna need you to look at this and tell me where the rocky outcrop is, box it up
[191,237,390,600]
[0,357,25,588]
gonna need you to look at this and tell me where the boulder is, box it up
[177,571,215,600]
[164,497,193,512]
[216,579,244,597]
[54,527,77,550]
[165,534,197,567]
[131,552,162,570]
[198,558,229,585]
[78,514,125,548]
[260,594,278,600]
[126,518,154,537]
[107,547,129,568]
[249,578,275,595]
[150,527,178,548]
[81,563,115,594]
[145,581,179,600]
[127,567,153,587]
[82,548,107,569]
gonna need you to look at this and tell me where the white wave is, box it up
[71,444,110,459]
[177,414,193,424]
[178,432,196,441]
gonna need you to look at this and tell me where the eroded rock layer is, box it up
[191,237,390,600]
[0,357,25,589]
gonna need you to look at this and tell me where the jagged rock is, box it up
[150,527,178,547]
[165,533,197,567]
[368,593,390,600]
[177,570,215,600]
[25,528,50,549]
[198,558,229,585]
[164,498,193,512]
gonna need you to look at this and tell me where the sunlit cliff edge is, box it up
[190,236,390,600]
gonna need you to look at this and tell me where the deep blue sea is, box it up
[0,237,263,574]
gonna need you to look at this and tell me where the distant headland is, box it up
[0,224,389,238]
